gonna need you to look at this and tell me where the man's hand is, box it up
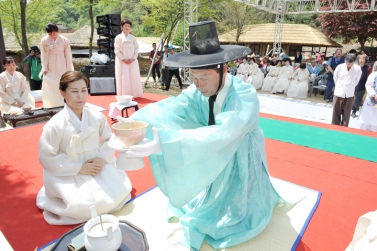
[30,51,35,56]
[117,116,134,122]
[126,127,160,158]
[79,162,103,176]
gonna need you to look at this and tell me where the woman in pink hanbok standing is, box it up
[114,18,143,97]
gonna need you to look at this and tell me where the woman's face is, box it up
[60,79,88,111]
[4,61,16,75]
[277,62,281,67]
[122,23,131,34]
[285,61,290,66]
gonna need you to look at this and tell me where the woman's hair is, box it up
[2,56,15,66]
[249,58,256,63]
[299,63,306,69]
[120,18,132,27]
[276,60,281,65]
[45,23,59,33]
[59,71,89,92]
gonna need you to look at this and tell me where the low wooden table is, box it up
[3,106,63,127]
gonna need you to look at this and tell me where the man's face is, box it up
[335,50,342,58]
[346,61,354,69]
[190,67,226,97]
[169,49,174,54]
[48,31,58,40]
[164,46,168,52]
[152,44,156,50]
[311,60,317,66]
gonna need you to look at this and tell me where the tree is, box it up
[213,0,273,44]
[71,0,121,57]
[318,7,377,50]
[140,0,184,45]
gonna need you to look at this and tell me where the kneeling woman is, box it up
[37,71,132,225]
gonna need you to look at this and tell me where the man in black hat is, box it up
[121,21,280,250]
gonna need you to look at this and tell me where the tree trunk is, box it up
[358,35,366,51]
[89,0,93,58]
[20,0,28,56]
[20,0,30,81]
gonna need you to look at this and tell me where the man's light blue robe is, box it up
[131,74,279,250]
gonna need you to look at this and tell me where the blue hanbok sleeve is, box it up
[131,77,260,207]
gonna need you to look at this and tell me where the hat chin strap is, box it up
[208,63,224,126]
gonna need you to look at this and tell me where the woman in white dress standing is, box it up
[37,71,132,225]
[236,57,249,82]
[262,60,281,92]
[40,23,74,108]
[271,58,293,94]
[114,18,143,97]
[287,63,310,98]
[358,67,377,132]
[246,58,264,89]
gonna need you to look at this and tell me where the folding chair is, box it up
[309,74,328,98]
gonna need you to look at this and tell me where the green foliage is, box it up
[284,13,320,28]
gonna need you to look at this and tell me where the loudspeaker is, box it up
[80,64,115,78]
[97,38,114,48]
[89,77,116,95]
[96,14,121,26]
[97,26,121,37]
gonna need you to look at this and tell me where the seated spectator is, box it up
[287,63,310,98]
[271,58,293,94]
[236,57,249,82]
[308,58,321,82]
[246,58,264,89]
[36,71,132,225]
[0,56,35,114]
[271,56,278,66]
[358,64,377,132]
[262,60,281,92]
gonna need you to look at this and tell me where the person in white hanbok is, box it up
[40,23,74,108]
[36,71,132,225]
[0,57,35,113]
[271,58,293,94]
[246,58,264,89]
[114,18,143,97]
[358,68,377,132]
[236,58,249,82]
[287,63,310,98]
[262,60,281,92]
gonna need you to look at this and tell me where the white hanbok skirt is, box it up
[287,80,308,98]
[246,71,264,90]
[262,76,277,92]
[236,74,248,82]
[358,98,377,132]
[271,78,290,94]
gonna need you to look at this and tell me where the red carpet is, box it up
[0,93,376,251]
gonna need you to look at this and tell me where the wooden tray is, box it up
[50,220,149,251]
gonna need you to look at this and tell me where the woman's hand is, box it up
[79,162,103,176]
[11,101,24,108]
[122,59,130,64]
[87,157,107,168]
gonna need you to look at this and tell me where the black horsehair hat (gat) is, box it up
[164,20,251,68]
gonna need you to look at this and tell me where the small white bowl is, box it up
[116,95,133,105]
